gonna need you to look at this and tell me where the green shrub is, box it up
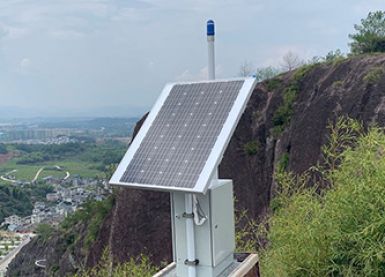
[35,223,54,242]
[261,120,385,276]
[292,63,318,82]
[235,209,267,253]
[51,264,60,274]
[363,66,385,84]
[244,140,260,156]
[272,87,297,129]
[270,63,317,137]
[324,49,346,64]
[87,198,113,247]
[332,80,344,88]
[266,78,282,91]
[74,249,159,277]
[60,195,115,248]
[277,153,289,172]
[271,125,285,138]
[85,197,114,247]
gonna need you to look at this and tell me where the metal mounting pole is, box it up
[185,193,196,277]
[183,19,217,277]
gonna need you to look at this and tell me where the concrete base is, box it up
[153,253,259,277]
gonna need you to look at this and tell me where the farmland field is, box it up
[0,160,103,182]
[0,141,126,183]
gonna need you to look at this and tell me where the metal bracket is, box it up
[182,212,194,219]
[184,259,199,266]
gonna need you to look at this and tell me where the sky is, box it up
[0,0,383,118]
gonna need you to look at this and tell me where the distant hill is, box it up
[37,117,140,137]
[0,105,148,120]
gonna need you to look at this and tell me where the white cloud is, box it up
[6,26,28,39]
[148,60,155,69]
[175,65,223,81]
[50,30,85,40]
[0,24,8,39]
[20,58,31,70]
[0,22,30,41]
[353,0,384,15]
[260,45,318,68]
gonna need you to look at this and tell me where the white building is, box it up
[31,213,42,224]
[34,202,45,210]
[4,215,22,226]
[46,193,59,202]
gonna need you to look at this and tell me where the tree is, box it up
[349,11,385,54]
[255,66,281,82]
[0,144,7,154]
[239,60,255,77]
[324,49,345,63]
[281,51,303,71]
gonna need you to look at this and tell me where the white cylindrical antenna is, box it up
[207,19,215,80]
[207,19,220,182]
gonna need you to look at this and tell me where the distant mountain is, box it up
[0,106,45,120]
[38,117,139,136]
[0,105,148,120]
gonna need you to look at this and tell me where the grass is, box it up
[0,141,125,183]
[363,66,385,84]
[0,160,41,181]
[244,140,260,156]
[55,160,102,178]
[39,169,67,179]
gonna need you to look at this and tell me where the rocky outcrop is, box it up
[8,54,385,276]
[7,223,88,276]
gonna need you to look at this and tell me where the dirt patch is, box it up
[0,153,13,164]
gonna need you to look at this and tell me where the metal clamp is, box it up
[184,259,199,266]
[182,212,194,219]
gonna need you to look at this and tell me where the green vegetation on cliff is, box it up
[271,63,318,136]
[60,195,115,249]
[74,250,158,277]
[261,119,385,276]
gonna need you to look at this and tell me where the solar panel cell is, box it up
[111,78,256,193]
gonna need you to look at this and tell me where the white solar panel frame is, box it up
[110,77,256,194]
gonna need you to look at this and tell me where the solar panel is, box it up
[110,78,256,193]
